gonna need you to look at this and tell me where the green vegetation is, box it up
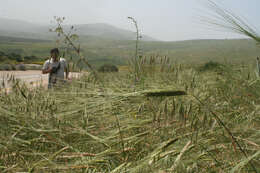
[0,48,44,68]
[0,12,260,171]
[0,64,16,71]
[98,64,119,72]
[198,61,226,72]
[1,36,260,69]
[0,61,259,172]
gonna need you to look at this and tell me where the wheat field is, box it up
[0,60,259,173]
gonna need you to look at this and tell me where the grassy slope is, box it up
[0,36,260,67]
[0,63,259,172]
[142,39,260,63]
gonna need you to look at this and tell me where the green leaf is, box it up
[55,27,63,33]
[70,34,79,40]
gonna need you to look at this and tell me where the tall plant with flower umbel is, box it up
[127,16,143,83]
[50,16,98,80]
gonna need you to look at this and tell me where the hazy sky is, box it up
[0,0,259,41]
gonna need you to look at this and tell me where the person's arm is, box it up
[64,60,69,79]
[65,67,69,79]
[42,61,52,74]
[42,68,52,74]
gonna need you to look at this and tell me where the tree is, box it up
[24,55,37,62]
[98,64,119,73]
[0,51,5,56]
[7,53,23,62]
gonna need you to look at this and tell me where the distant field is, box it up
[0,36,260,67]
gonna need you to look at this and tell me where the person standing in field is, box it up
[42,48,69,88]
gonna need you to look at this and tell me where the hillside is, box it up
[0,36,50,43]
[68,23,156,41]
[141,39,260,63]
[0,18,156,41]
[0,34,259,67]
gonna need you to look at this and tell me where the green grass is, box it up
[0,61,259,172]
[1,36,260,68]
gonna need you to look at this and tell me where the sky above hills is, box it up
[0,0,259,41]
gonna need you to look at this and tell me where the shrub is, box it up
[7,53,23,62]
[0,64,12,71]
[98,64,119,73]
[15,64,27,71]
[11,64,16,70]
[198,61,225,72]
[0,51,5,57]
[24,55,42,63]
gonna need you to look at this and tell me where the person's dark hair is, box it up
[50,48,59,55]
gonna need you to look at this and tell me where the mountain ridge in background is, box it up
[0,17,157,41]
[1,34,259,65]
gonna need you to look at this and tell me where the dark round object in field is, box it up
[198,61,225,72]
[98,64,119,73]
[15,64,27,71]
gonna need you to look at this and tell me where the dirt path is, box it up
[0,70,81,90]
